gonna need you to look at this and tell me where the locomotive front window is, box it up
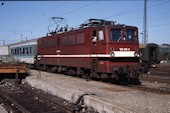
[110,29,121,41]
[126,29,136,42]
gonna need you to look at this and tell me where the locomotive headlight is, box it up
[110,51,115,57]
[110,47,115,57]
[134,51,140,57]
[134,52,139,57]
[134,48,139,57]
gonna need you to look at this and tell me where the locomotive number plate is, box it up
[119,48,130,51]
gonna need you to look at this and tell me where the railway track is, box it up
[129,84,170,94]
[149,66,170,77]
[132,65,170,94]
[140,76,170,84]
[0,80,87,113]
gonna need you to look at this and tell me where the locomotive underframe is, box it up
[37,56,140,81]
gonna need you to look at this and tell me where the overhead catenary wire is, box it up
[6,1,98,39]
[7,2,67,42]
[71,1,170,30]
[12,1,97,37]
[1,1,170,45]
[15,2,67,29]
[3,1,169,33]
[103,1,169,20]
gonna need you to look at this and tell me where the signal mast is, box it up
[142,0,148,44]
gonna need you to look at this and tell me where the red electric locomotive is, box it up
[36,19,140,83]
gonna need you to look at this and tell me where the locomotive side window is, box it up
[39,40,42,47]
[46,40,51,47]
[77,33,84,44]
[57,37,60,47]
[42,40,44,47]
[126,29,136,42]
[48,39,54,48]
[62,36,68,46]
[110,29,121,41]
[43,39,47,47]
[92,30,97,43]
[99,30,104,41]
[69,35,76,45]
[11,49,13,55]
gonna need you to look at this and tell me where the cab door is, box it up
[91,29,105,54]
[91,30,98,54]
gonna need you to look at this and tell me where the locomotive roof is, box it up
[80,18,115,28]
[46,18,138,37]
[47,18,115,36]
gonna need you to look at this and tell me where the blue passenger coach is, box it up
[9,38,39,65]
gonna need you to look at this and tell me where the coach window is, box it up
[20,48,22,55]
[16,48,19,55]
[30,47,32,54]
[26,47,29,54]
[15,49,17,55]
[23,48,25,55]
[99,30,104,41]
[11,49,12,55]
[11,49,13,55]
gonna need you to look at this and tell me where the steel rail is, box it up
[128,84,170,94]
[0,91,30,113]
[18,84,80,113]
[0,83,81,113]
[140,76,170,84]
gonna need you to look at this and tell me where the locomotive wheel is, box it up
[68,69,76,76]
[82,74,89,79]
[118,75,129,85]
[45,66,51,72]
[77,74,82,78]
[129,78,141,85]
[50,66,57,73]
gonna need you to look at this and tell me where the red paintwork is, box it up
[37,24,139,74]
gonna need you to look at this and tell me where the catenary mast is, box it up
[142,0,148,44]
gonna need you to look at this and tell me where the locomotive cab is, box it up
[88,21,140,82]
